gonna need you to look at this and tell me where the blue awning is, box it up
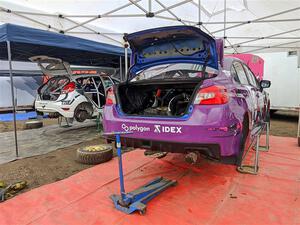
[0,23,126,67]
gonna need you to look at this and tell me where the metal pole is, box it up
[154,0,191,15]
[124,44,128,81]
[119,56,123,82]
[232,28,300,47]
[223,0,226,38]
[7,41,19,158]
[154,0,186,25]
[212,7,300,34]
[149,0,152,12]
[241,40,300,53]
[254,135,260,173]
[198,0,201,28]
[116,134,126,200]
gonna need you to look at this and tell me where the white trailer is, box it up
[257,51,300,146]
[257,51,300,112]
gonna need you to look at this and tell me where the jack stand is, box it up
[96,108,103,132]
[103,131,177,215]
[237,121,269,175]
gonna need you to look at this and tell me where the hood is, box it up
[29,55,72,77]
[124,26,219,80]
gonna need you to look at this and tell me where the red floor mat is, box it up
[0,135,299,225]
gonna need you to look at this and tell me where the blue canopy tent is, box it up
[0,23,129,157]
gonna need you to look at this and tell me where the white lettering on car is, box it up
[154,125,182,134]
[121,124,182,134]
[154,125,161,133]
[121,124,150,133]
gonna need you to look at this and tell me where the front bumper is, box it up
[103,105,243,157]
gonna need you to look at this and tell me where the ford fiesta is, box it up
[102,26,270,165]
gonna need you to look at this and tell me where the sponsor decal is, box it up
[121,123,183,134]
[121,124,150,133]
[154,125,182,134]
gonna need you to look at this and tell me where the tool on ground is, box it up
[0,181,27,202]
[237,121,270,175]
[103,131,177,215]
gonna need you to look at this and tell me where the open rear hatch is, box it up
[116,26,219,117]
[30,56,72,101]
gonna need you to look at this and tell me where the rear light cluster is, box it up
[62,82,76,94]
[194,85,228,105]
[105,87,116,105]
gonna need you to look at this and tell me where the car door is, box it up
[232,61,258,125]
[243,64,265,121]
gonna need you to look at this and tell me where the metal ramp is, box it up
[237,121,270,175]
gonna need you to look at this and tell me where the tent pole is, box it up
[7,41,19,158]
[148,0,152,12]
[154,0,186,25]
[219,36,300,40]
[198,0,201,28]
[124,44,128,81]
[154,0,191,15]
[232,28,300,46]
[119,56,123,82]
[223,0,226,38]
[212,7,300,34]
[241,40,300,53]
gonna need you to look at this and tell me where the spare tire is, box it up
[24,120,43,129]
[76,144,113,165]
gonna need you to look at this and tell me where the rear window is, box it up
[131,63,217,82]
[40,76,69,94]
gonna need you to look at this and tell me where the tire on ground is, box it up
[76,144,113,165]
[24,120,43,129]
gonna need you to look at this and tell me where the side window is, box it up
[244,65,259,88]
[230,66,240,83]
[101,76,113,89]
[233,62,249,85]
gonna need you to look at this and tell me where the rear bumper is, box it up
[103,105,244,157]
[35,101,74,118]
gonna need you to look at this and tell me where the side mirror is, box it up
[260,80,271,89]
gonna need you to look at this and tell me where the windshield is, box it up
[131,63,217,82]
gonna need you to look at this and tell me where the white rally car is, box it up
[31,56,117,122]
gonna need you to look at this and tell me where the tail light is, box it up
[105,87,116,105]
[194,85,228,105]
[62,82,75,94]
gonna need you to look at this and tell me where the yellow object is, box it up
[0,181,6,188]
[83,145,110,152]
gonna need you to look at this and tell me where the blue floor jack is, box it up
[103,131,177,215]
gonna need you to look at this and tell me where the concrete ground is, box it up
[0,120,100,164]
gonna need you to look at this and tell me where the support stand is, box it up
[103,131,177,215]
[237,121,270,175]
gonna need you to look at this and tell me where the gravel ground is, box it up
[0,110,298,197]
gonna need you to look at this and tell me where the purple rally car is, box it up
[103,26,271,165]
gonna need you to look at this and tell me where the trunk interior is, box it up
[117,81,201,117]
[38,76,70,101]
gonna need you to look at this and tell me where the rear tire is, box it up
[236,115,249,166]
[74,102,93,122]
